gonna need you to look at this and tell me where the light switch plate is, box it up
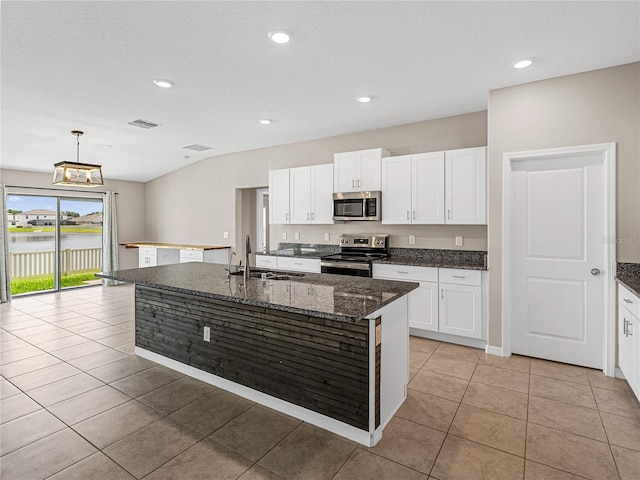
[324,233,330,241]
[282,233,287,240]
[294,232,300,240]
[409,235,416,245]
[223,231,229,239]
[456,236,463,246]
[203,326,211,342]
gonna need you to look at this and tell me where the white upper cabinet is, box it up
[271,164,334,225]
[445,147,487,224]
[414,152,446,224]
[269,168,290,224]
[381,155,412,224]
[382,147,485,225]
[334,148,389,192]
[289,167,311,224]
[309,164,334,224]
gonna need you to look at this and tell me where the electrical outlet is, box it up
[282,232,287,240]
[203,326,211,342]
[294,232,300,240]
[456,236,464,246]
[409,235,416,245]
[223,231,229,239]
[324,233,330,241]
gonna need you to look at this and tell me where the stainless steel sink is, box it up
[229,269,304,280]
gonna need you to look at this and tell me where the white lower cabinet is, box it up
[618,284,640,401]
[179,248,229,264]
[439,282,482,339]
[372,264,438,332]
[372,264,486,341]
[254,255,321,273]
[138,247,179,268]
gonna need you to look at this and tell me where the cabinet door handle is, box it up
[441,288,444,299]
[357,179,361,188]
[352,179,355,188]
[396,271,408,274]
[406,211,410,220]
[285,212,289,221]
[311,212,315,220]
[307,212,310,220]
[453,275,466,279]
[447,209,452,220]
[413,210,416,220]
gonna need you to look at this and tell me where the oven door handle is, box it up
[320,261,371,271]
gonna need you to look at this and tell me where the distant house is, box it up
[10,209,64,227]
[75,213,103,225]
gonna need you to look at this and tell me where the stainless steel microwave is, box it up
[333,191,381,221]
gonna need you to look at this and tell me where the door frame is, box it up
[502,143,616,375]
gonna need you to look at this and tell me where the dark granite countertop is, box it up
[97,262,418,323]
[258,245,487,270]
[616,276,640,297]
[376,248,487,270]
[616,263,640,297]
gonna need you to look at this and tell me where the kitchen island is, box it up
[98,262,417,446]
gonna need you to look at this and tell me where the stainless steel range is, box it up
[320,234,389,277]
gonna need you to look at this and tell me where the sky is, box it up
[6,195,103,215]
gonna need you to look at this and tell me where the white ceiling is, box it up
[2,1,638,183]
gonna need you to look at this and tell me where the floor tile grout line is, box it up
[424,347,479,478]
[593,381,625,480]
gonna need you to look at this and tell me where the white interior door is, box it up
[509,152,607,369]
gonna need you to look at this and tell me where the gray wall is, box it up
[487,62,640,347]
[1,168,147,270]
[145,111,489,252]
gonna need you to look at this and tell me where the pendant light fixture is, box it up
[52,130,103,187]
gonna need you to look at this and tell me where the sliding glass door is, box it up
[6,194,103,295]
[59,198,103,290]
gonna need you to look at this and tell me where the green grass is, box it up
[11,272,101,295]
[8,226,103,234]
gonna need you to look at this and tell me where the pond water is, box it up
[9,232,102,252]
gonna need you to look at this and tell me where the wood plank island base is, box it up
[98,262,418,446]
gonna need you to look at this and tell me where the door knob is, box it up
[590,268,601,276]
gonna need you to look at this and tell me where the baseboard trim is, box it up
[409,328,487,350]
[135,347,377,447]
[485,345,505,357]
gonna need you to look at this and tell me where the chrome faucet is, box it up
[243,235,252,283]
[226,251,237,279]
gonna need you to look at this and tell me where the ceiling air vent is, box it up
[181,144,213,152]
[128,119,160,129]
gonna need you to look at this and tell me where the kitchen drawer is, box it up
[255,255,278,269]
[180,249,204,261]
[139,247,157,256]
[277,256,321,273]
[372,264,438,282]
[139,255,157,268]
[619,284,640,319]
[439,268,481,286]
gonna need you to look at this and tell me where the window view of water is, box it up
[10,232,102,252]
[7,194,104,295]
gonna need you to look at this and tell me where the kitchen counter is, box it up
[98,262,417,323]
[616,263,640,297]
[261,246,488,270]
[97,262,414,446]
[121,241,230,250]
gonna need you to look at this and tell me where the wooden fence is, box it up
[10,248,102,279]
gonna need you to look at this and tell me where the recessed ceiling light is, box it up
[153,79,175,88]
[103,145,113,149]
[268,30,292,44]
[513,59,533,69]
[357,95,373,103]
[260,119,273,125]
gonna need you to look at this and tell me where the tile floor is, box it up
[1,284,640,480]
